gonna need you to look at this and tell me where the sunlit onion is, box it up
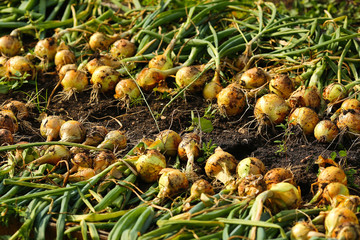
[323,83,347,103]
[114,79,140,101]
[288,86,321,109]
[254,93,290,125]
[337,110,360,135]
[325,207,359,237]
[34,37,58,61]
[86,55,122,74]
[6,56,36,81]
[0,110,18,133]
[89,32,119,51]
[333,222,360,240]
[110,39,136,59]
[323,182,349,204]
[264,168,296,189]
[236,157,266,179]
[157,168,189,200]
[135,149,167,183]
[97,130,127,151]
[267,182,301,212]
[289,107,319,135]
[236,67,270,89]
[203,71,223,101]
[291,221,316,240]
[40,115,65,141]
[317,166,347,185]
[149,54,173,71]
[59,120,86,143]
[314,120,339,143]
[90,66,120,92]
[61,69,88,93]
[55,49,76,70]
[269,74,295,99]
[175,65,210,92]
[178,132,201,180]
[0,56,7,78]
[3,100,29,120]
[0,35,22,57]
[148,130,182,157]
[58,64,77,81]
[217,82,246,116]
[93,151,116,174]
[32,145,70,165]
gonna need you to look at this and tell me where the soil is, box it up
[1,69,360,203]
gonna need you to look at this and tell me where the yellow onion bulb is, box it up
[89,32,118,51]
[93,151,116,174]
[3,100,29,120]
[291,221,316,240]
[136,67,165,92]
[157,168,189,200]
[289,107,319,135]
[32,145,70,165]
[323,182,349,204]
[86,55,121,75]
[55,49,76,70]
[6,56,36,81]
[110,39,136,59]
[0,110,18,133]
[40,115,65,141]
[264,168,296,189]
[314,120,339,143]
[61,70,88,92]
[340,99,360,112]
[267,182,301,212]
[337,110,360,135]
[59,120,86,143]
[97,130,127,151]
[236,67,270,89]
[148,54,173,71]
[135,149,167,183]
[0,129,14,145]
[68,167,96,182]
[325,207,359,237]
[0,56,7,78]
[205,147,238,185]
[71,152,92,169]
[288,86,321,109]
[82,125,108,146]
[58,64,77,81]
[238,174,266,198]
[0,35,22,57]
[177,132,201,161]
[217,82,246,116]
[188,179,214,201]
[148,130,181,157]
[332,222,360,240]
[90,66,120,92]
[236,157,266,179]
[175,65,210,93]
[34,37,58,61]
[323,83,347,103]
[269,74,295,99]
[114,79,140,101]
[318,166,347,185]
[203,72,223,101]
[335,195,360,212]
[254,93,290,125]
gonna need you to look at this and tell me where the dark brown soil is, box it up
[1,71,360,202]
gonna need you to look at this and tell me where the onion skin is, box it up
[323,83,347,103]
[136,67,165,92]
[32,145,70,165]
[314,120,339,143]
[0,56,7,78]
[291,221,316,240]
[175,65,210,93]
[178,132,201,162]
[114,79,140,101]
[34,37,57,61]
[40,115,65,142]
[0,110,18,133]
[333,222,360,240]
[217,82,246,116]
[89,32,118,51]
[337,110,360,135]
[58,64,77,81]
[318,166,347,185]
[157,168,189,200]
[82,125,108,146]
[135,149,167,183]
[236,157,266,180]
[90,66,120,92]
[110,39,136,59]
[148,130,182,157]
[97,130,127,151]
[323,182,349,204]
[254,93,290,125]
[71,152,92,169]
[267,182,301,212]
[269,74,295,99]
[289,107,319,135]
[55,50,76,70]
[0,35,22,57]
[6,56,36,81]
[0,129,14,145]
[238,174,266,198]
[3,100,29,120]
[288,86,321,109]
[59,120,86,143]
[264,168,296,189]
[149,55,173,71]
[325,207,359,237]
[86,55,121,74]
[187,179,214,201]
[339,99,360,112]
[236,67,270,89]
[61,70,88,92]
[93,151,116,174]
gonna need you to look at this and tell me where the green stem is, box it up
[3,179,59,190]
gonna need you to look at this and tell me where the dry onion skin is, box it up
[332,222,360,240]
[325,207,359,237]
[157,168,189,200]
[236,67,270,89]
[82,125,108,146]
[114,79,140,101]
[6,56,36,81]
[269,74,295,99]
[291,221,316,240]
[110,39,136,59]
[59,120,86,143]
[136,67,165,92]
[314,120,339,143]
[288,86,321,109]
[175,65,210,93]
[148,130,182,157]
[40,115,65,142]
[317,166,347,185]
[336,110,360,135]
[89,32,119,51]
[236,157,266,180]
[61,70,88,93]
[34,37,58,61]
[93,151,116,174]
[254,93,290,125]
[0,110,18,133]
[186,179,214,202]
[205,147,238,185]
[90,66,120,92]
[217,82,246,117]
[54,49,76,70]
[203,72,223,101]
[3,100,29,120]
[135,149,167,183]
[0,35,22,57]
[238,174,266,198]
[323,82,347,103]
[322,182,349,204]
[97,130,127,151]
[0,129,14,145]
[264,168,296,189]
[289,107,319,135]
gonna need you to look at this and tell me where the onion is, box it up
[269,74,295,99]
[82,125,108,146]
[175,65,210,93]
[264,168,296,189]
[325,207,359,237]
[178,132,201,180]
[59,120,86,143]
[0,129,14,145]
[157,168,189,200]
[323,182,349,204]
[136,67,165,92]
[317,166,347,185]
[110,39,136,59]
[267,182,301,212]
[55,49,76,70]
[337,109,360,135]
[185,179,214,202]
[333,222,360,240]
[323,83,347,103]
[71,152,92,170]
[238,174,266,198]
[32,145,70,165]
[236,157,266,179]
[148,130,182,157]
[339,99,360,112]
[0,35,22,57]
[90,66,120,92]
[288,86,321,109]
[97,130,127,151]
[217,82,246,116]
[0,110,18,133]
[335,195,360,212]
[314,120,339,143]
[61,69,88,95]
[149,54,173,71]
[289,107,319,135]
[86,55,122,74]
[291,221,316,240]
[3,100,29,120]
[68,168,96,182]
[93,151,116,174]
[6,56,36,81]
[13,142,39,166]
[0,56,7,78]
[205,147,238,185]
[254,93,290,125]
[40,115,65,141]
[58,64,77,81]
[203,71,223,101]
[135,149,167,183]
[89,32,119,51]
[34,37,58,61]
[236,67,270,89]
[114,79,140,101]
